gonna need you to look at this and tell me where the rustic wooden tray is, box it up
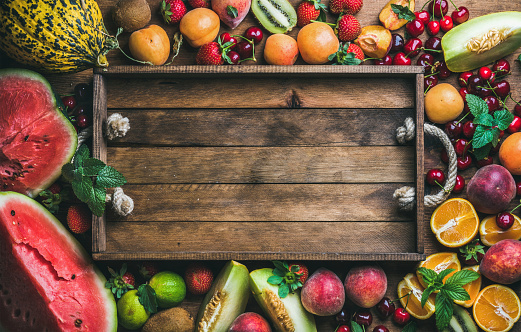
[91,65,425,261]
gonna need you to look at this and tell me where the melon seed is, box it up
[198,290,224,330]
[266,289,294,332]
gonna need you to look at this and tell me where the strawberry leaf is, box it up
[267,275,284,285]
[278,283,289,298]
[272,261,287,271]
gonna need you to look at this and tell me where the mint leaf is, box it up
[473,126,496,149]
[417,267,437,285]
[91,184,107,217]
[97,165,127,188]
[435,291,453,331]
[267,275,283,285]
[72,175,93,203]
[421,285,437,307]
[83,158,106,176]
[391,4,415,21]
[441,285,470,301]
[62,163,75,182]
[402,321,417,332]
[473,113,494,127]
[437,268,455,281]
[472,144,492,160]
[138,284,158,313]
[445,269,480,287]
[226,5,238,18]
[466,94,488,116]
[494,110,515,130]
[350,321,364,332]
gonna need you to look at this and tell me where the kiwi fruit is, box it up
[141,307,195,332]
[112,0,152,32]
[195,260,250,332]
[249,268,317,332]
[441,304,478,332]
[251,0,297,34]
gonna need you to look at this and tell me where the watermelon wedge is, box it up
[0,69,77,197]
[0,191,117,331]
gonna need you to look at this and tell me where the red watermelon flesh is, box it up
[0,69,77,197]
[0,191,117,331]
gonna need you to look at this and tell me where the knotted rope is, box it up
[393,117,458,211]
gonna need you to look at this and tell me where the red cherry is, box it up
[415,10,431,24]
[244,26,263,44]
[492,59,511,76]
[459,87,469,100]
[507,116,521,134]
[424,37,442,56]
[373,326,390,332]
[336,308,350,323]
[376,297,396,318]
[445,120,463,139]
[390,34,405,53]
[458,71,473,87]
[476,155,493,168]
[440,15,453,32]
[353,311,373,327]
[61,96,77,111]
[426,168,446,186]
[496,212,515,230]
[393,308,410,326]
[457,155,472,171]
[219,32,237,50]
[436,60,451,79]
[454,138,470,156]
[417,53,435,71]
[336,325,351,332]
[227,51,241,64]
[428,0,448,17]
[492,80,510,98]
[484,95,500,113]
[403,38,422,58]
[425,75,439,90]
[76,114,89,129]
[452,174,465,194]
[406,19,425,38]
[427,20,440,35]
[467,74,483,94]
[393,52,411,65]
[462,121,476,138]
[479,66,493,81]
[514,101,521,117]
[516,182,521,196]
[235,41,254,59]
[451,6,469,24]
[374,55,393,65]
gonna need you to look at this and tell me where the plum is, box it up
[344,265,387,308]
[300,268,345,316]
[480,239,521,284]
[466,164,516,214]
[228,312,272,332]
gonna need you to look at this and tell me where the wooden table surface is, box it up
[2,0,521,331]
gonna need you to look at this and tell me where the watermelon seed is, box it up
[10,210,15,216]
[24,135,29,141]
[13,309,20,318]
[75,319,82,327]
[5,298,11,305]
[72,274,76,279]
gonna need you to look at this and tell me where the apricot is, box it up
[128,25,170,65]
[499,132,521,175]
[301,268,345,316]
[344,265,387,308]
[297,22,339,64]
[264,34,299,65]
[480,239,521,284]
[354,25,392,59]
[424,83,464,124]
[379,0,416,30]
[467,164,516,214]
[179,8,220,48]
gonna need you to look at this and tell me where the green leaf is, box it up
[74,144,89,168]
[290,265,300,273]
[421,285,437,307]
[72,175,93,203]
[494,110,515,130]
[445,269,480,287]
[278,283,289,298]
[391,4,415,21]
[440,285,470,301]
[272,261,287,272]
[473,113,494,127]
[402,321,417,332]
[473,126,495,149]
[83,158,106,176]
[435,292,453,331]
[437,268,456,282]
[417,267,437,285]
[138,284,158,313]
[290,282,298,292]
[267,275,284,285]
[61,163,75,182]
[350,321,364,332]
[226,5,238,18]
[90,184,107,217]
[97,166,127,188]
[272,268,285,277]
[466,94,489,116]
[316,9,327,22]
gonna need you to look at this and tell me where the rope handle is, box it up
[393,117,458,211]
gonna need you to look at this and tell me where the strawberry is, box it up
[139,261,160,281]
[329,0,363,15]
[105,263,135,299]
[288,262,309,284]
[336,14,361,42]
[48,182,61,194]
[196,42,224,65]
[66,204,91,234]
[160,0,187,24]
[329,42,364,65]
[268,261,308,298]
[345,43,364,60]
[296,0,328,28]
[459,239,486,265]
[185,262,214,295]
[188,0,210,8]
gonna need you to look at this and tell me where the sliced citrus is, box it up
[397,273,436,320]
[473,284,521,332]
[417,252,461,288]
[430,198,480,247]
[480,214,521,247]
[454,265,481,308]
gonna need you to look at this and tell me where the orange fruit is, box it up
[128,25,170,65]
[430,198,479,247]
[499,132,521,175]
[417,252,461,288]
[297,22,340,64]
[424,83,464,124]
[480,214,521,246]
[473,284,521,332]
[397,273,436,320]
[454,265,481,308]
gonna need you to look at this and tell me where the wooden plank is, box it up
[416,73,425,254]
[108,108,415,146]
[108,183,414,222]
[108,146,415,184]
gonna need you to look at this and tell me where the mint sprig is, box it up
[137,284,158,313]
[391,2,415,21]
[402,321,417,332]
[417,267,480,330]
[62,145,126,216]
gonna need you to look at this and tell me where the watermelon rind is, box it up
[0,191,117,331]
[0,68,77,197]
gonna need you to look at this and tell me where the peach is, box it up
[379,0,416,30]
[301,268,345,316]
[467,164,516,214]
[354,25,392,59]
[212,0,250,29]
[480,239,521,284]
[344,265,387,308]
[128,25,170,65]
[179,8,220,48]
[297,22,339,64]
[228,312,272,332]
[264,34,299,65]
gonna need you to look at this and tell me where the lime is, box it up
[117,289,150,330]
[149,271,186,308]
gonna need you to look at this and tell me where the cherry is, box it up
[459,87,469,100]
[427,20,440,35]
[507,116,521,134]
[485,95,500,113]
[373,326,390,332]
[488,72,497,84]
[425,75,439,90]
[235,41,254,59]
[376,297,396,318]
[76,114,89,129]
[418,53,435,71]
[492,59,511,76]
[454,138,470,156]
[244,26,263,44]
[353,311,373,327]
[514,101,521,117]
[336,325,351,332]
[426,168,446,186]
[219,32,237,50]
[497,211,515,230]
[227,51,241,64]
[424,37,442,55]
[477,84,492,98]
[479,66,493,81]
[393,52,411,65]
[403,38,422,58]
[476,155,493,168]
[406,19,425,38]
[517,181,521,196]
[445,120,463,139]
[374,55,393,65]
[74,83,92,101]
[453,174,465,194]
[393,308,410,326]
[428,0,448,17]
[440,15,453,32]
[457,155,472,171]
[336,308,350,323]
[492,80,510,99]
[61,96,77,111]
[415,10,431,24]
[451,6,469,24]
[458,71,473,87]
[390,34,405,53]
[436,60,451,79]
[462,121,476,138]
[466,74,483,94]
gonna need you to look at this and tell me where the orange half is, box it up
[473,284,521,332]
[454,265,481,308]
[417,252,461,288]
[397,273,436,320]
[430,198,479,247]
[480,214,521,247]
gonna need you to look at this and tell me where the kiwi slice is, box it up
[251,0,297,34]
[441,304,478,332]
[442,11,521,72]
[249,268,316,332]
[195,260,249,332]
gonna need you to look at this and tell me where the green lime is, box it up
[117,289,150,330]
[149,271,186,308]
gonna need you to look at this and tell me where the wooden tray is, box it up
[91,65,425,261]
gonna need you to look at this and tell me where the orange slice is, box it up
[454,265,481,308]
[417,252,461,289]
[473,284,521,332]
[397,273,436,320]
[430,198,479,247]
[480,214,521,247]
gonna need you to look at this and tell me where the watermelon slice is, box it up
[0,69,77,197]
[0,191,117,331]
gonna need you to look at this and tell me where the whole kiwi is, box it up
[112,0,151,32]
[141,307,195,332]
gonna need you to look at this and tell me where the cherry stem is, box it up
[425,72,439,77]
[485,81,508,109]
[510,200,521,214]
[420,0,429,11]
[455,111,471,124]
[509,94,521,107]
[422,48,442,53]
[447,0,459,10]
